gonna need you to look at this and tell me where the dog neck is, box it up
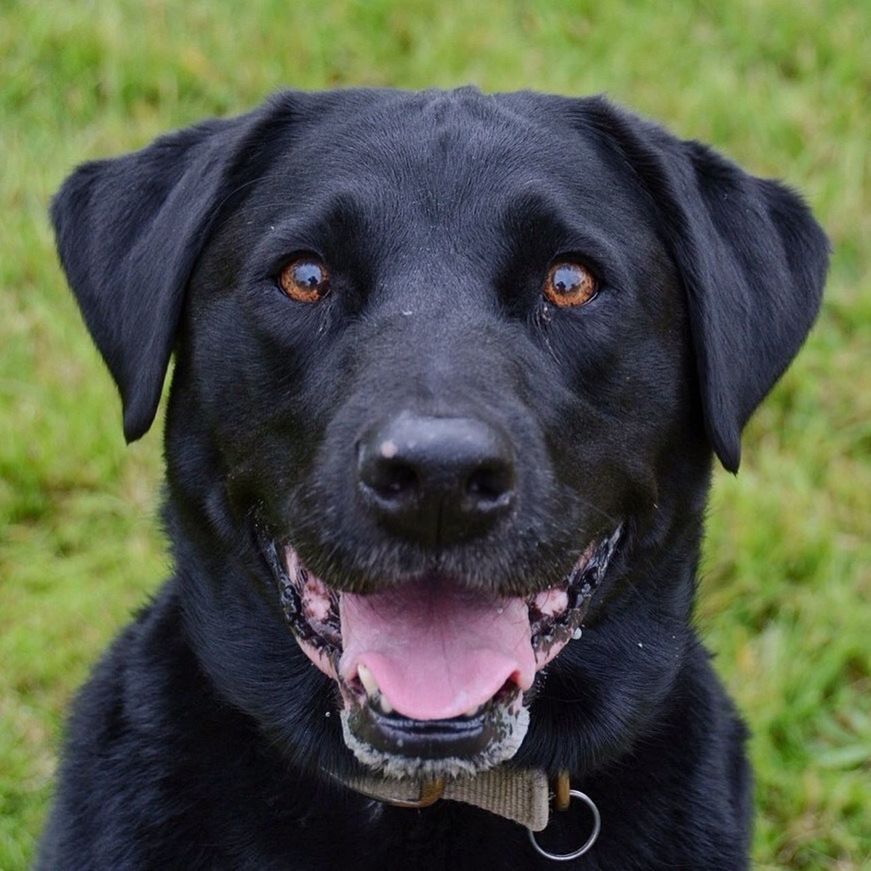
[329,766,605,862]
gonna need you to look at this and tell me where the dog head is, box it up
[52,88,827,780]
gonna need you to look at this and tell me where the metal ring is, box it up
[527,790,601,862]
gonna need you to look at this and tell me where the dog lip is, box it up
[346,683,517,761]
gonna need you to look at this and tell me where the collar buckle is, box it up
[379,777,445,809]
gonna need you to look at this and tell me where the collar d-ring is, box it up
[527,788,601,862]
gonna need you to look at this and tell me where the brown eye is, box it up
[543,262,597,308]
[279,257,329,303]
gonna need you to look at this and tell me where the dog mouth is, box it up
[262,529,621,777]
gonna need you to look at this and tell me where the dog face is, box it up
[52,89,827,780]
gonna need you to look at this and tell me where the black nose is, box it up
[357,414,515,546]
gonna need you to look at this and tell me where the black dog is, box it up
[38,88,827,869]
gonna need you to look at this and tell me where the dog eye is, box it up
[278,256,329,303]
[543,262,597,308]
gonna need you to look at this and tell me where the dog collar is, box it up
[332,765,551,830]
[329,767,601,861]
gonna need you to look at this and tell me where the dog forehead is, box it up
[255,89,630,215]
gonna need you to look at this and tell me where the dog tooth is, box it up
[379,695,394,715]
[572,628,583,641]
[463,705,481,717]
[357,663,378,698]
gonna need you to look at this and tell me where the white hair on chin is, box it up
[340,705,530,781]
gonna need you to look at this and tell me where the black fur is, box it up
[39,88,827,869]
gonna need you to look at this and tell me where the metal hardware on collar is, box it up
[553,770,571,812]
[337,774,446,808]
[380,777,445,809]
[527,789,601,862]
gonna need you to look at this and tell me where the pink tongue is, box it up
[338,580,536,721]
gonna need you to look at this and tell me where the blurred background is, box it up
[0,1,868,867]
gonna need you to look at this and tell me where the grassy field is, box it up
[1,0,868,867]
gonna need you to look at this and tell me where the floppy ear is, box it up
[51,96,294,442]
[581,99,829,471]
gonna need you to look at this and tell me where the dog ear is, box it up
[51,97,294,442]
[581,99,829,471]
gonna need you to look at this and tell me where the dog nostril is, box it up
[466,463,513,504]
[358,433,423,502]
[365,458,418,499]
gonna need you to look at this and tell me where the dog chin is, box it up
[340,701,531,779]
[260,527,621,779]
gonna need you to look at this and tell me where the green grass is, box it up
[1,0,868,867]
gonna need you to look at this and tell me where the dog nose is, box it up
[357,414,515,546]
